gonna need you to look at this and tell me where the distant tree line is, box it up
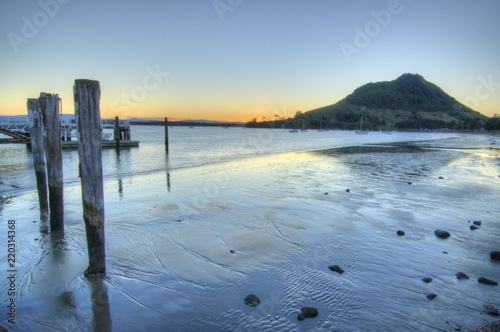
[245,112,497,131]
[484,114,500,131]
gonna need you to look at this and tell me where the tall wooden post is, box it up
[27,98,49,214]
[74,79,106,276]
[164,117,169,154]
[114,116,120,150]
[39,93,64,231]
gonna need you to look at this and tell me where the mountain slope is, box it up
[295,73,487,130]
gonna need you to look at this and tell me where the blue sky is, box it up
[1,0,499,121]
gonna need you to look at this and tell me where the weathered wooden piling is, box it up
[27,98,49,214]
[74,79,106,276]
[114,116,120,150]
[39,93,64,231]
[165,117,169,154]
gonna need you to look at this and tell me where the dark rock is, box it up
[426,293,437,300]
[345,189,350,193]
[490,251,500,261]
[324,192,328,195]
[297,307,319,321]
[478,277,498,286]
[484,305,500,316]
[0,324,11,332]
[455,272,470,280]
[470,225,479,230]
[244,294,261,307]
[229,249,236,254]
[473,221,481,226]
[328,265,345,274]
[408,182,412,185]
[434,229,450,238]
[438,176,444,179]
[422,277,433,283]
[396,230,405,236]
[470,320,500,331]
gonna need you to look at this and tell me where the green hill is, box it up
[291,73,487,130]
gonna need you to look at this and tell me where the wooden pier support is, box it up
[165,117,169,154]
[74,79,106,276]
[114,116,120,150]
[39,93,64,231]
[27,98,49,214]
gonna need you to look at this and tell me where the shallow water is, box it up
[1,129,499,331]
[0,126,454,192]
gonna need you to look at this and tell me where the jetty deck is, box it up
[0,117,140,148]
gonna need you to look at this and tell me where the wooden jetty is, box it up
[0,117,139,148]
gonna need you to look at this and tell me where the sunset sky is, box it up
[1,0,499,122]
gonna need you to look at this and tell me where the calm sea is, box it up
[0,126,454,193]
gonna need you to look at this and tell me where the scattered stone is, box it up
[490,251,500,261]
[426,293,437,300]
[484,305,500,316]
[422,277,433,283]
[470,225,480,230]
[408,182,412,185]
[473,221,482,226]
[469,320,500,331]
[478,277,498,286]
[438,176,444,179]
[434,229,451,239]
[328,265,345,274]
[455,272,470,280]
[0,325,11,332]
[442,251,448,254]
[345,189,350,193]
[244,294,261,307]
[397,230,405,236]
[324,192,328,195]
[229,249,236,254]
[297,307,319,321]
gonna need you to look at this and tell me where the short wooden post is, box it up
[164,117,169,154]
[114,116,120,150]
[39,93,64,231]
[74,79,106,276]
[27,98,49,214]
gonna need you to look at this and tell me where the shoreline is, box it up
[1,134,499,331]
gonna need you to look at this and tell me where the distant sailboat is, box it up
[383,122,393,134]
[300,119,307,132]
[317,118,325,132]
[355,115,369,134]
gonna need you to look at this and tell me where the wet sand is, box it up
[1,134,500,331]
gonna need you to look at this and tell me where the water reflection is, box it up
[118,178,124,199]
[89,278,112,332]
[166,171,171,192]
[166,155,171,192]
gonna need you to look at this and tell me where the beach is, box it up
[1,128,499,331]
